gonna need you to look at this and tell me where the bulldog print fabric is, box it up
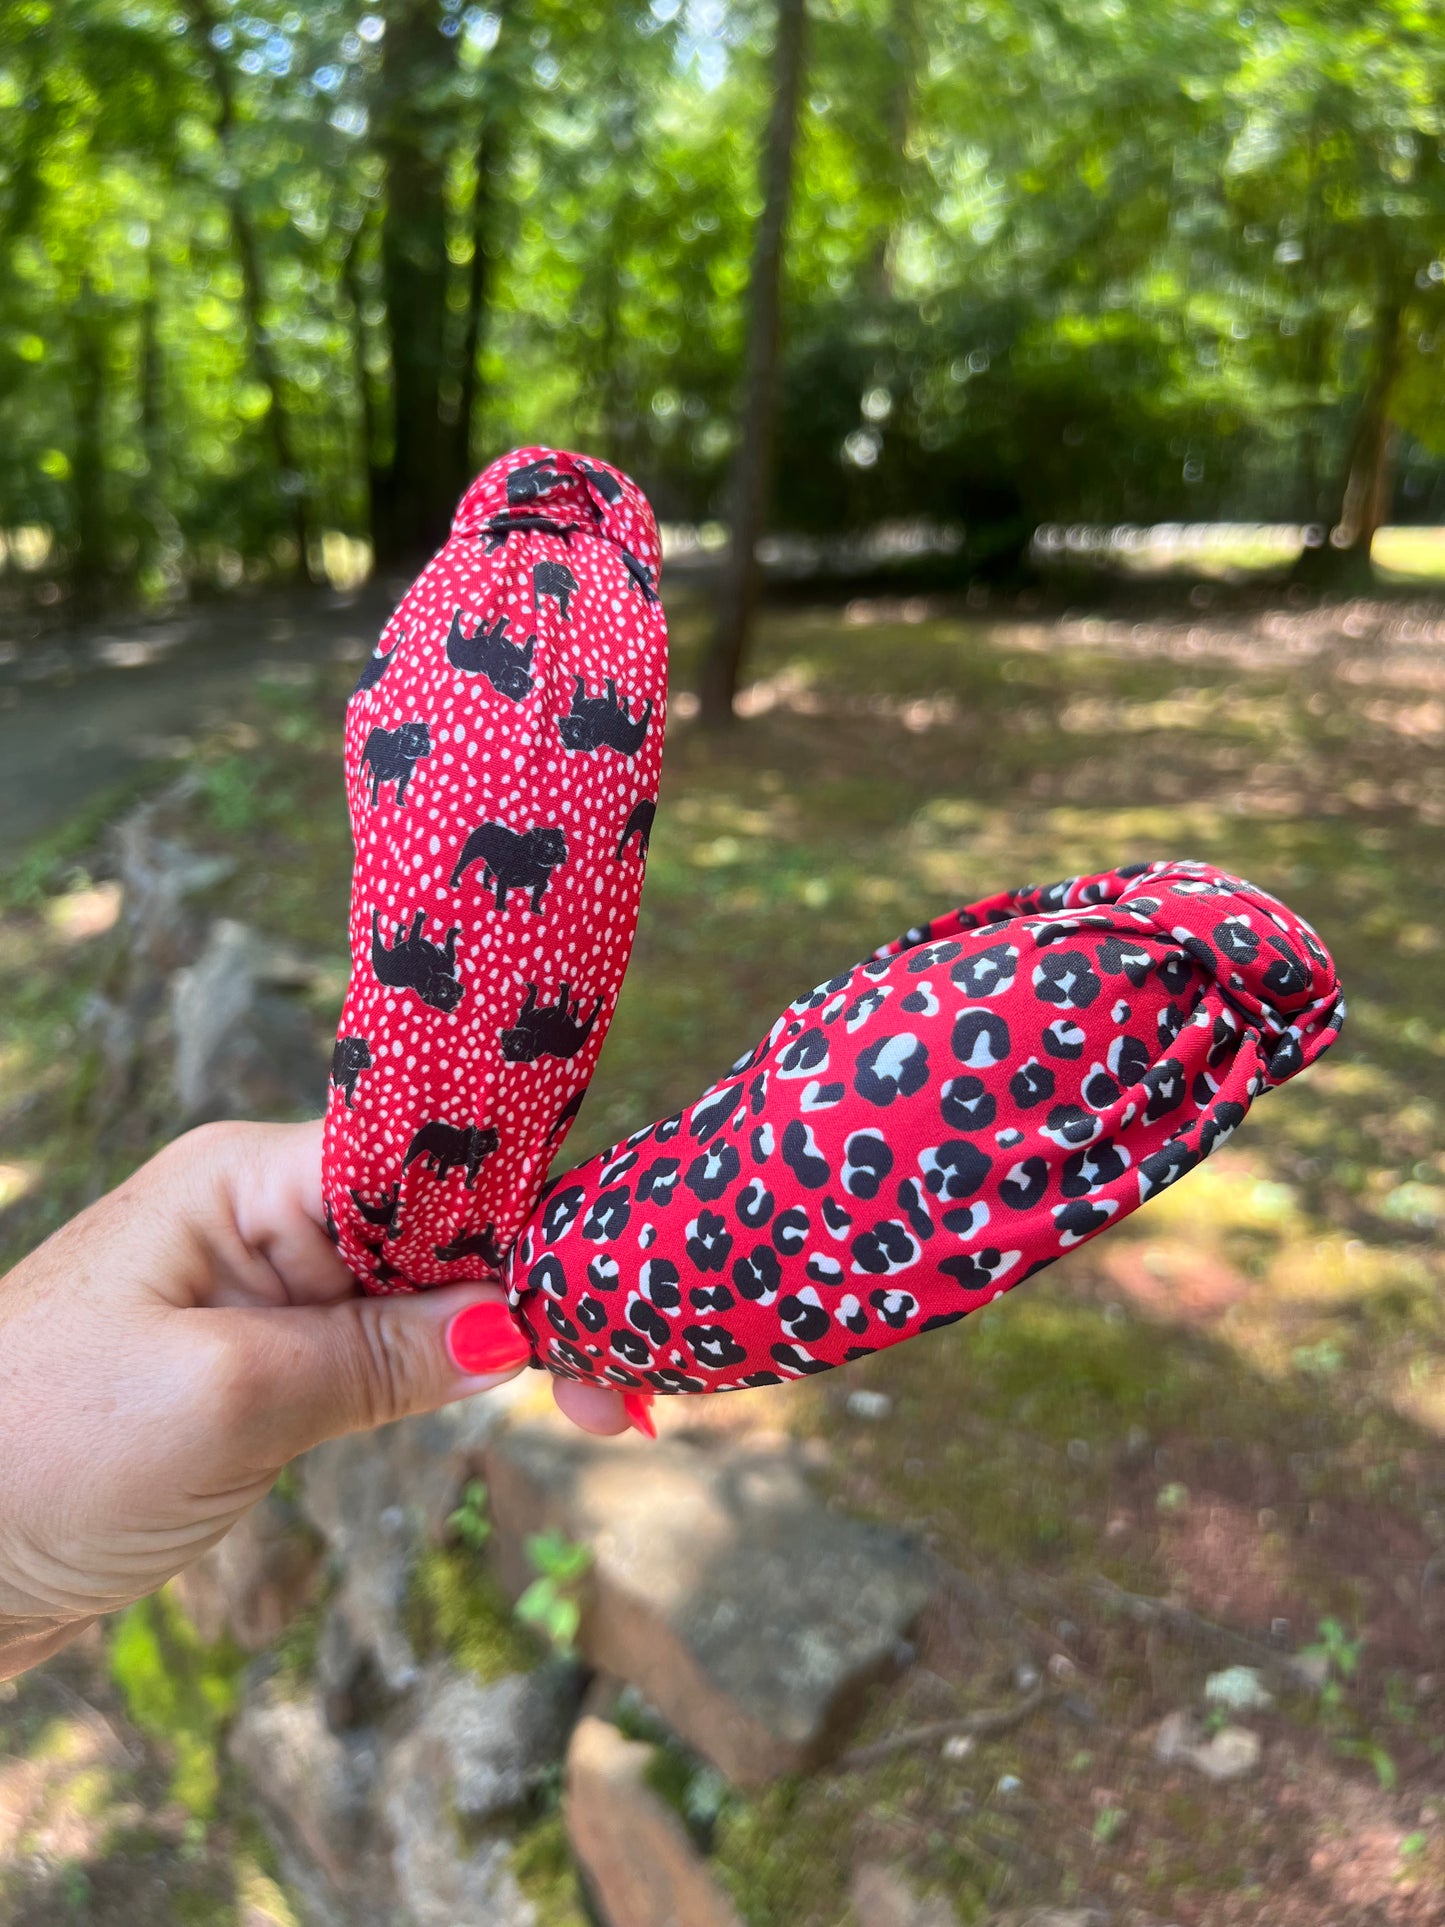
[322,447,668,1290]
[503,860,1343,1394]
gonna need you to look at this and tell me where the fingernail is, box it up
[446,1303,531,1376]
[623,1390,657,1440]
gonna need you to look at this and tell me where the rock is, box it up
[171,917,325,1122]
[171,1493,322,1652]
[1154,1710,1261,1782]
[230,1687,381,1899]
[564,1715,743,1927]
[846,1390,894,1421]
[1203,1665,1274,1713]
[301,1391,527,1703]
[851,1860,961,1927]
[380,1667,554,1927]
[396,1661,580,1827]
[483,1426,935,1784]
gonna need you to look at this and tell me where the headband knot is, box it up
[451,446,662,589]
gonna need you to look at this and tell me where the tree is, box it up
[699,0,810,727]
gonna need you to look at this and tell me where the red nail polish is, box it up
[623,1390,657,1440]
[446,1303,531,1376]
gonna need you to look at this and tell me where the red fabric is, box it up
[503,861,1343,1393]
[321,447,668,1289]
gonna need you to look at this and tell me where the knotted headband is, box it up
[503,860,1343,1391]
[322,447,667,1288]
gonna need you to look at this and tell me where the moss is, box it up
[107,1587,245,1820]
[508,1812,590,1927]
[403,1547,541,1684]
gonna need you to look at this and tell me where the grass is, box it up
[2,579,1444,1920]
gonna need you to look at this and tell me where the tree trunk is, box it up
[1293,281,1403,590]
[341,222,386,560]
[868,0,918,300]
[373,0,458,564]
[448,2,519,501]
[184,0,310,575]
[136,233,173,590]
[68,277,107,619]
[698,0,809,727]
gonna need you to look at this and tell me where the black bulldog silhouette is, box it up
[402,1121,499,1189]
[449,821,567,912]
[371,909,464,1012]
[557,676,652,755]
[446,608,536,701]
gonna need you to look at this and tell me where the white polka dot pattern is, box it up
[321,447,668,1291]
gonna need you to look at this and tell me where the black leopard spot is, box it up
[636,1157,680,1204]
[586,1254,620,1292]
[684,1323,748,1370]
[907,940,961,972]
[1080,1063,1121,1109]
[646,1366,707,1393]
[1042,1018,1086,1060]
[529,1254,568,1298]
[735,1178,774,1227]
[781,1119,829,1187]
[851,1221,920,1275]
[654,1112,683,1142]
[748,1070,770,1114]
[690,1283,735,1313]
[855,1032,930,1105]
[577,1296,609,1334]
[599,1147,640,1186]
[769,1343,832,1375]
[690,1084,742,1140]
[553,1339,595,1376]
[1053,1197,1118,1246]
[1198,1100,1246,1156]
[742,1370,785,1387]
[838,1292,868,1333]
[806,1253,845,1286]
[545,1301,579,1342]
[685,1210,733,1271]
[1096,935,1155,985]
[610,1327,652,1366]
[1266,1032,1304,1079]
[778,1029,829,1079]
[821,1195,852,1236]
[1060,1139,1130,1197]
[1156,951,1193,996]
[779,1290,830,1342]
[733,1243,782,1300]
[999,1157,1049,1210]
[1108,1034,1152,1084]
[1041,1103,1101,1147]
[841,1130,893,1199]
[639,1257,681,1311]
[542,1185,585,1243]
[1138,1140,1200,1200]
[772,1206,809,1254]
[940,1245,1021,1290]
[869,1287,918,1328]
[940,1074,997,1131]
[896,1176,933,1240]
[951,1010,1010,1069]
[583,1187,631,1241]
[1031,948,1101,1009]
[685,1141,741,1201]
[1142,1057,1186,1121]
[900,985,938,1016]
[1009,1057,1055,1108]
[844,987,889,1030]
[627,1295,670,1345]
[918,1139,991,1201]
[750,1123,775,1163]
[950,940,1019,998]
[1262,936,1310,998]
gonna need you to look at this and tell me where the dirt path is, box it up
[0,588,395,850]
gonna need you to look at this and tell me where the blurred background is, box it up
[2,3,1445,1925]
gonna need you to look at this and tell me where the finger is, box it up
[206,1284,534,1470]
[228,1120,357,1304]
[552,1375,632,1437]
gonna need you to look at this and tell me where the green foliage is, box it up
[446,1478,492,1553]
[404,1547,541,1685]
[107,1589,245,1820]
[508,1812,590,1927]
[514,1530,592,1656]
[8,0,1445,606]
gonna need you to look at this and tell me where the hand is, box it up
[0,1120,634,1680]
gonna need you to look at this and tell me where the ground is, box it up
[1,575,1443,1924]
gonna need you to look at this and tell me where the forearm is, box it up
[0,1611,94,1681]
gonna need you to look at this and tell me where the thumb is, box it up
[209,1285,535,1468]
